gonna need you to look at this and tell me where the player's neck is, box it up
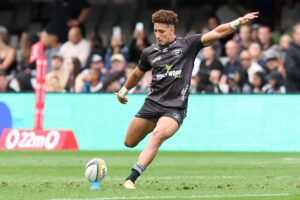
[159,36,176,48]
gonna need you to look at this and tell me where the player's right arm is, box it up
[116,67,145,104]
[116,49,152,104]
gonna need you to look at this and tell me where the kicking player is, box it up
[116,9,259,189]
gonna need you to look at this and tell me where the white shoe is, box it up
[123,180,136,189]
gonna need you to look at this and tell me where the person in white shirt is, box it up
[240,50,264,84]
[59,26,90,67]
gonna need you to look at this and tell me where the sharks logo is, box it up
[172,49,182,58]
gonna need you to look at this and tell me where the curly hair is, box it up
[152,9,178,25]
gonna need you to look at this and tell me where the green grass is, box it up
[0,151,300,200]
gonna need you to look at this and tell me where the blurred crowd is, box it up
[1,0,300,94]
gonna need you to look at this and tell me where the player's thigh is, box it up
[125,117,156,144]
[153,116,179,140]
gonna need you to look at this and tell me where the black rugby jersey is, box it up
[138,34,204,109]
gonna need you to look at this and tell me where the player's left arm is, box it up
[201,12,259,47]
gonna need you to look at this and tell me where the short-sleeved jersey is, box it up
[138,34,204,109]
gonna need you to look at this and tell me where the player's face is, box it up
[153,23,175,46]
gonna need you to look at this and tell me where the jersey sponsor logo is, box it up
[155,69,182,81]
[152,56,161,64]
[172,49,182,58]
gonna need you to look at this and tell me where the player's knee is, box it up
[124,139,137,148]
[152,128,167,144]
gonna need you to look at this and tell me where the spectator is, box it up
[127,23,151,63]
[104,31,127,71]
[204,69,222,94]
[59,26,90,67]
[252,71,266,94]
[206,16,223,56]
[263,71,286,94]
[237,25,252,50]
[103,54,126,92]
[44,28,61,72]
[47,0,92,43]
[251,23,260,42]
[19,31,31,67]
[196,46,223,90]
[281,0,300,32]
[240,50,264,84]
[248,42,265,67]
[284,23,300,93]
[65,57,82,92]
[46,75,65,93]
[227,69,252,94]
[279,34,292,59]
[86,31,106,67]
[264,50,286,79]
[223,40,242,75]
[46,53,69,92]
[75,54,104,92]
[258,25,278,53]
[0,73,15,92]
[0,26,17,78]
[83,68,104,93]
[13,72,34,92]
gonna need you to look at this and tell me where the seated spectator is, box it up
[227,69,252,94]
[252,71,266,94]
[248,42,266,67]
[195,46,223,92]
[127,22,151,63]
[0,26,17,78]
[264,50,286,79]
[65,57,82,92]
[59,26,90,67]
[236,25,252,50]
[44,28,61,72]
[46,53,69,92]
[86,31,106,67]
[279,34,292,59]
[263,71,286,94]
[74,54,105,92]
[240,50,264,84]
[204,69,222,94]
[82,68,104,93]
[258,25,278,53]
[0,73,15,92]
[104,30,127,71]
[103,54,126,92]
[12,72,34,92]
[46,75,65,93]
[223,40,242,75]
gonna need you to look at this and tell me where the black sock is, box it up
[126,168,140,183]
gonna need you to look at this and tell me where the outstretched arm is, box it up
[116,67,145,104]
[201,12,259,46]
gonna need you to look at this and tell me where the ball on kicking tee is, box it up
[85,158,108,182]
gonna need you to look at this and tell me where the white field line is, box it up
[106,175,243,181]
[50,193,291,200]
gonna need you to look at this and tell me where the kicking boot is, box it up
[123,179,136,189]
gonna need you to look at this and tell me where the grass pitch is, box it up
[0,151,299,200]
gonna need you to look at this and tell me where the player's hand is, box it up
[115,93,128,104]
[239,12,259,25]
